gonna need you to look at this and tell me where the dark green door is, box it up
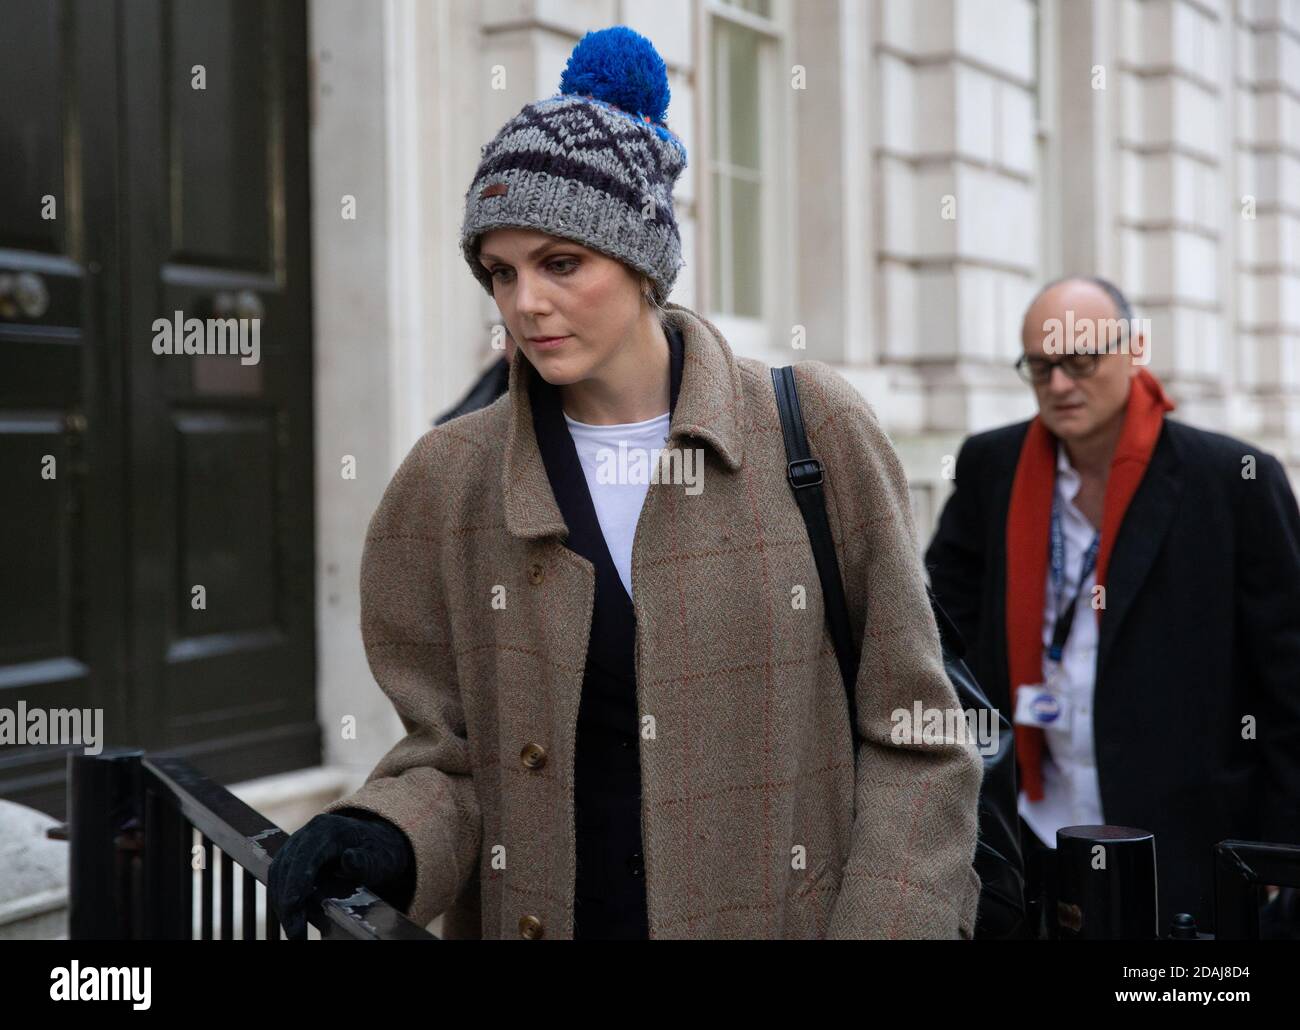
[0,0,317,815]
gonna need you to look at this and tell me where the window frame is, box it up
[1035,0,1063,285]
[700,0,793,360]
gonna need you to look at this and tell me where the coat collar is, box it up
[501,302,747,540]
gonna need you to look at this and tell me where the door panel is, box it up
[122,0,316,777]
[1,0,317,813]
[167,0,275,272]
[0,1,67,256]
[0,0,124,813]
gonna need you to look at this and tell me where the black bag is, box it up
[771,366,1026,939]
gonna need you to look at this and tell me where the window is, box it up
[705,0,789,354]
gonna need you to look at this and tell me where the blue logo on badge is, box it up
[1031,694,1061,723]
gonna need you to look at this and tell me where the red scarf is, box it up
[1005,368,1176,801]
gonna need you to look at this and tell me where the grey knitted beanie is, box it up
[460,26,688,306]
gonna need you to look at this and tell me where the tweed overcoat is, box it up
[323,301,985,939]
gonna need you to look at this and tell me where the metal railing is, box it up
[64,748,436,940]
[1213,840,1300,940]
[60,749,1297,941]
[1036,825,1300,940]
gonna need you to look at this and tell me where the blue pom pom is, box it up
[558,26,670,125]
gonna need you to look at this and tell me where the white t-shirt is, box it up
[562,408,672,601]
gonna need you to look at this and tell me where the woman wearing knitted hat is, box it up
[270,26,983,940]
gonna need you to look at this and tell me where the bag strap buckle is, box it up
[787,458,823,490]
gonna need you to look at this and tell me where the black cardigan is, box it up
[528,324,685,939]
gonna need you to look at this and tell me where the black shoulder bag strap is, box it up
[770,364,1029,939]
[770,365,861,743]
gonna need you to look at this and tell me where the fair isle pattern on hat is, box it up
[460,27,689,306]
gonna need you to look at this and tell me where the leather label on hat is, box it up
[479,183,508,199]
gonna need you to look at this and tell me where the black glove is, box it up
[268,809,417,940]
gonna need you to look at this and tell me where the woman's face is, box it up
[477,227,645,386]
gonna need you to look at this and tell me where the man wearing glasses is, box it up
[925,275,1300,937]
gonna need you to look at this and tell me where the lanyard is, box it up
[1048,492,1100,662]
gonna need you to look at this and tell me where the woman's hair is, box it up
[639,272,667,319]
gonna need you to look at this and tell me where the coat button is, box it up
[520,742,547,770]
[528,562,544,585]
[620,734,634,750]
[626,851,644,877]
[519,914,543,939]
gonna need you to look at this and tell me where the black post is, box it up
[1054,825,1159,939]
[143,777,194,939]
[1213,845,1259,939]
[1212,840,1300,939]
[67,749,144,939]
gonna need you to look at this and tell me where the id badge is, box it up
[1014,682,1071,731]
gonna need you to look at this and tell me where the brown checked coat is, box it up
[322,301,984,939]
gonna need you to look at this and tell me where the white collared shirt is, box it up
[1017,441,1105,849]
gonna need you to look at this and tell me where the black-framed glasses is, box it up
[1014,352,1102,385]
